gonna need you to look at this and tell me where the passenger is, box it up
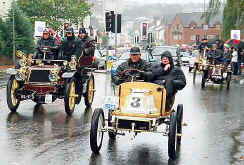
[77,27,96,66]
[34,28,59,59]
[113,46,151,85]
[60,27,80,61]
[146,51,186,111]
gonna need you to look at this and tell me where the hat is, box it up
[161,51,172,59]
[130,47,140,54]
[43,28,50,34]
[79,27,86,34]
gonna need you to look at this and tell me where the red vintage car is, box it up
[6,49,95,116]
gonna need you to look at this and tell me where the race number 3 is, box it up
[130,97,141,108]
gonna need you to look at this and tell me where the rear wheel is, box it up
[7,76,20,112]
[84,73,95,107]
[64,78,76,116]
[90,108,105,154]
[168,111,179,160]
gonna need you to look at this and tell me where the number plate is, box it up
[45,94,52,104]
[103,96,119,111]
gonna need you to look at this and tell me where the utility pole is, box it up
[114,13,118,56]
[12,1,15,65]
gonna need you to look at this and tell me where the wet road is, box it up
[0,68,243,165]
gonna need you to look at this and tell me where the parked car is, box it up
[110,50,154,82]
[150,46,182,66]
[180,52,190,66]
[93,49,106,70]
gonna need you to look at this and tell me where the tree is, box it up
[203,0,244,40]
[17,0,92,31]
[0,1,35,58]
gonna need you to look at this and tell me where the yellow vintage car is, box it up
[89,69,184,160]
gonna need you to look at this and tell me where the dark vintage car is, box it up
[6,48,95,116]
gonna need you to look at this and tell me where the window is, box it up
[191,35,196,40]
[203,24,208,30]
[173,34,182,40]
[207,35,215,39]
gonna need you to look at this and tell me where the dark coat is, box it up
[79,36,96,57]
[34,37,59,59]
[147,54,186,96]
[61,36,81,61]
[113,59,152,85]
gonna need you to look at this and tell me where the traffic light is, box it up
[142,23,147,40]
[111,14,121,33]
[105,11,114,32]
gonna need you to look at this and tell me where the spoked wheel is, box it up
[64,78,77,116]
[176,104,183,144]
[226,72,231,90]
[7,76,20,112]
[84,73,95,107]
[90,108,105,154]
[168,111,179,160]
[108,111,116,139]
[201,72,206,89]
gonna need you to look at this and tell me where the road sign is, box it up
[35,21,46,37]
[231,30,240,40]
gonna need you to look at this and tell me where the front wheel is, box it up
[201,72,206,89]
[176,104,183,144]
[64,78,77,116]
[168,111,179,160]
[90,108,105,154]
[108,111,116,139]
[226,72,231,90]
[7,76,20,112]
[193,66,197,84]
[84,73,95,107]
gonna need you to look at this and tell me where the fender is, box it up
[62,72,75,78]
[6,68,17,75]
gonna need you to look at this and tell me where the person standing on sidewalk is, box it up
[231,47,238,75]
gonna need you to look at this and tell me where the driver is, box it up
[207,44,223,64]
[34,28,59,59]
[113,46,151,85]
[146,51,186,111]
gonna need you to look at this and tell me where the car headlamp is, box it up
[63,61,68,66]
[18,59,27,67]
[15,72,25,81]
[49,72,58,82]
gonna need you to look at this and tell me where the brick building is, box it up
[164,12,222,46]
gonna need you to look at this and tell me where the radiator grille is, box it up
[29,70,50,82]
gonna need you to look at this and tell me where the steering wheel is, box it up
[120,68,144,82]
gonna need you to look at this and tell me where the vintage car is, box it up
[201,62,232,89]
[6,48,95,116]
[192,49,208,84]
[89,69,184,160]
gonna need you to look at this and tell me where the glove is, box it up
[113,77,121,85]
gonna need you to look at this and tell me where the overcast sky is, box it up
[125,0,210,4]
